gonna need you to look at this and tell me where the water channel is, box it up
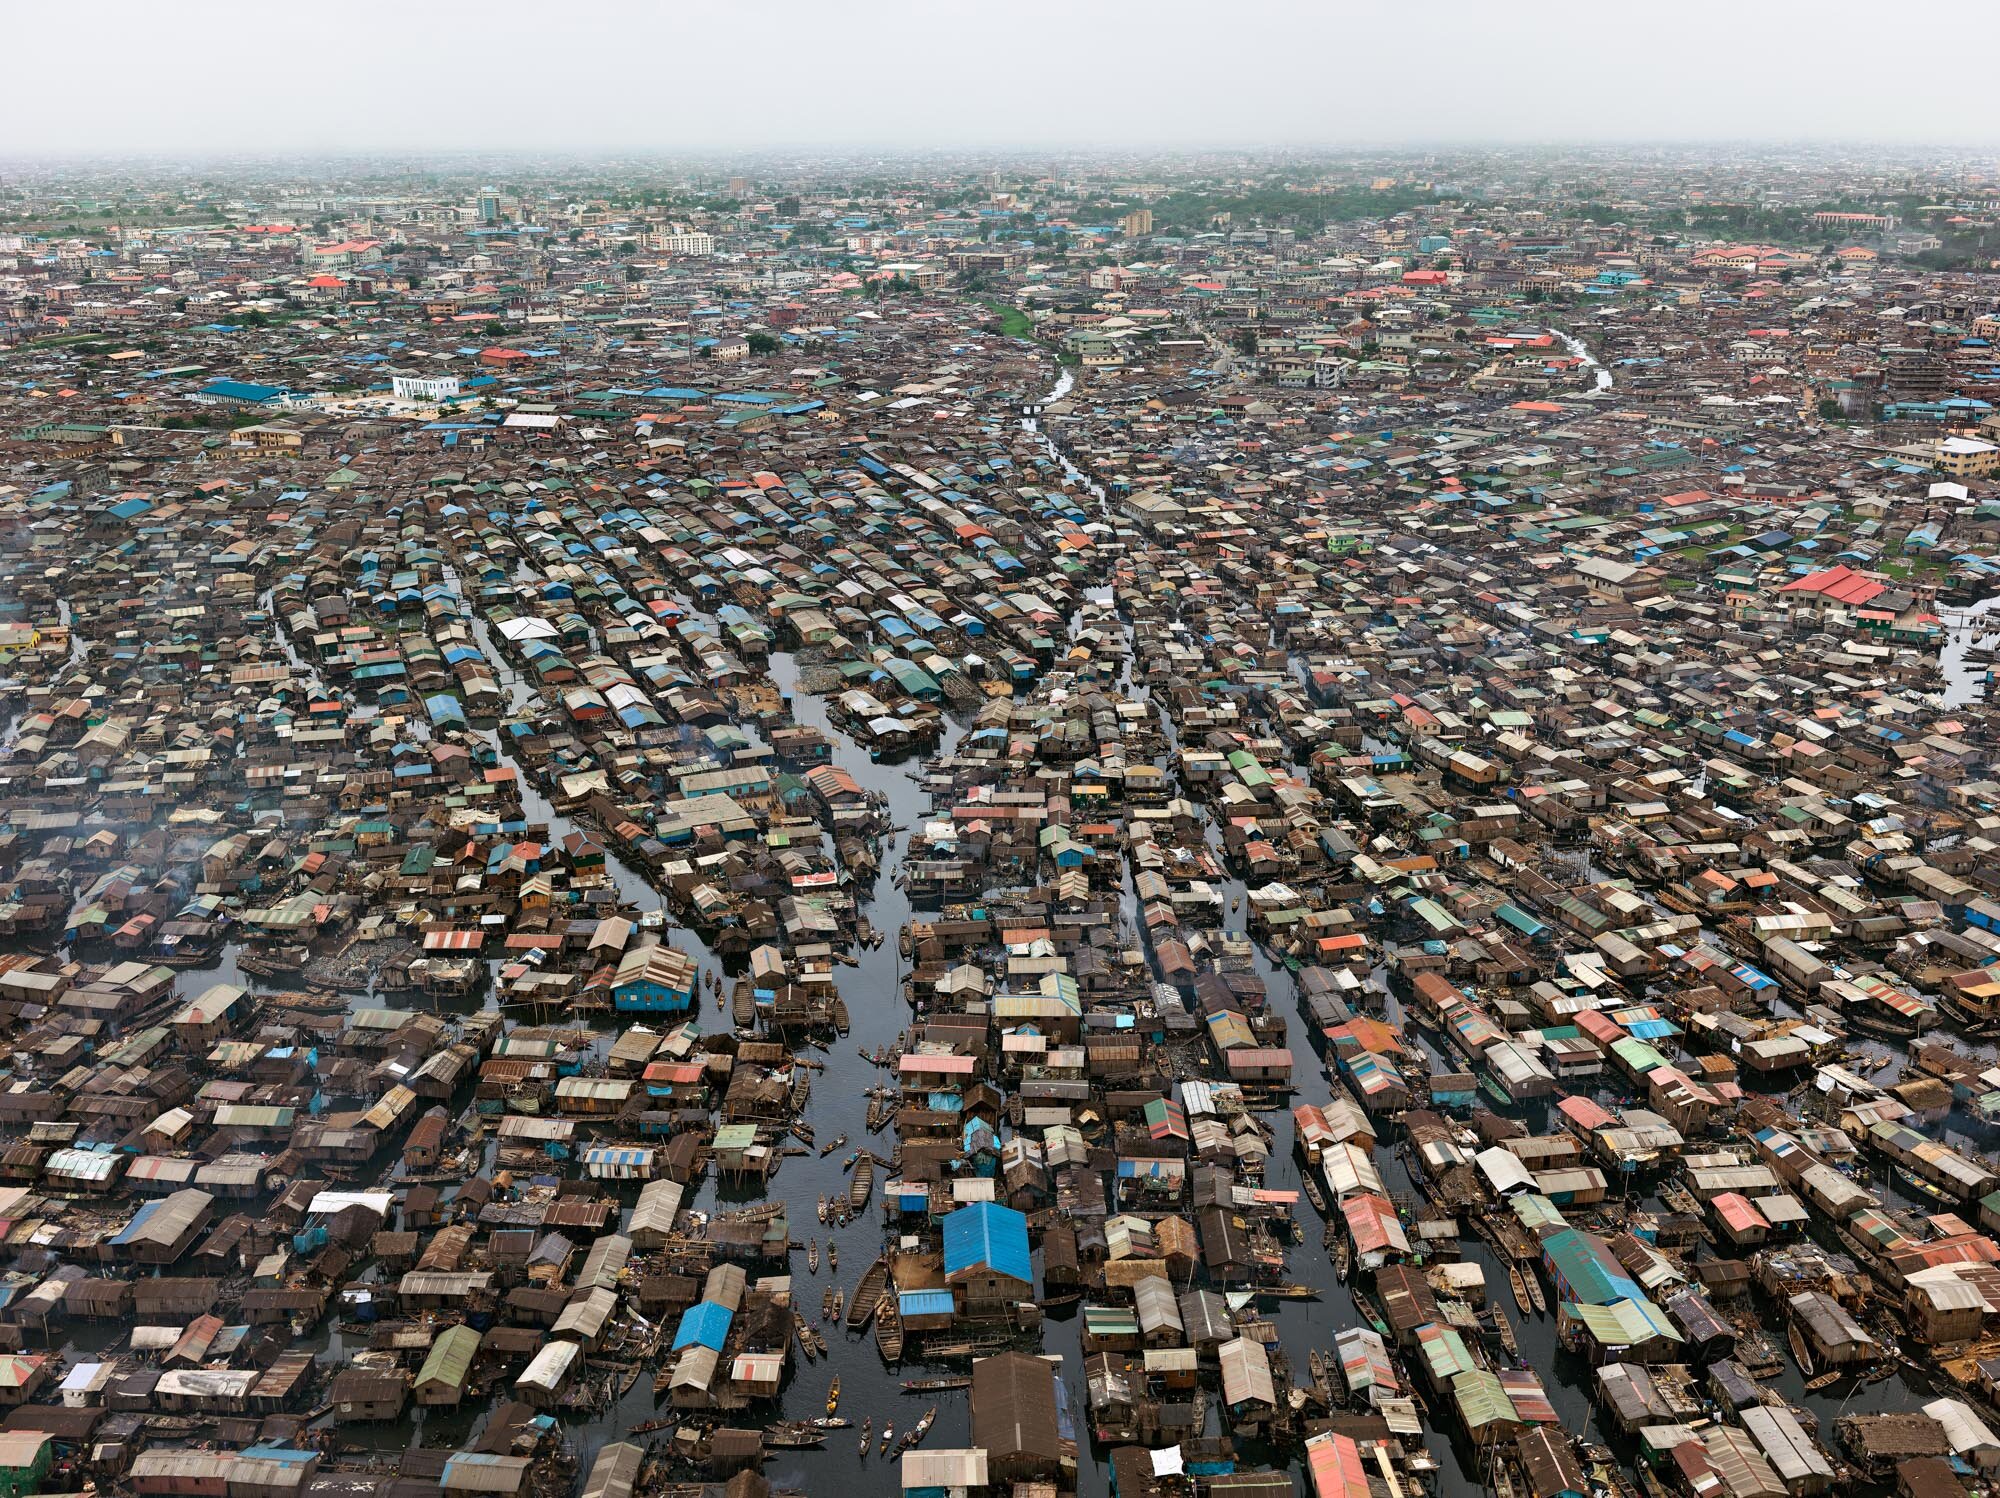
[23,350,1948,1496]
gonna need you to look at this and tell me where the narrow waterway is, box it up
[46,347,1947,1496]
[1553,326,1614,393]
[1013,353,1938,1498]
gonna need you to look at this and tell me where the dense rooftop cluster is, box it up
[1,150,1999,1498]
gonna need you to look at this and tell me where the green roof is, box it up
[1609,1035,1667,1074]
[1560,1297,1680,1348]
[418,1324,481,1390]
[1451,1369,1520,1432]
[1418,1326,1475,1383]
[1511,1193,1568,1234]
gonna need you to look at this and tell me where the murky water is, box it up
[1553,328,1614,393]
[30,354,1951,1498]
[1940,593,2000,708]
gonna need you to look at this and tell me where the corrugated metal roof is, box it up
[580,1444,643,1498]
[443,1454,535,1493]
[1306,1430,1370,1498]
[45,1148,120,1182]
[417,1325,480,1390]
[1218,1334,1276,1407]
[672,1299,732,1351]
[1451,1368,1520,1433]
[901,1450,988,1488]
[942,1200,1031,1283]
[898,1288,955,1318]
[515,1340,578,1391]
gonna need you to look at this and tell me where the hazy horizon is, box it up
[10,0,1999,158]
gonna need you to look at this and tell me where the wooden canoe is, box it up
[849,1155,875,1211]
[1788,1321,1815,1379]
[848,1257,888,1329]
[875,1290,902,1364]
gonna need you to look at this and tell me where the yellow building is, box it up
[229,424,304,456]
[1937,436,2000,479]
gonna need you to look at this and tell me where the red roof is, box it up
[1713,1192,1770,1234]
[1558,1095,1618,1132]
[1576,1010,1625,1046]
[1780,564,1884,606]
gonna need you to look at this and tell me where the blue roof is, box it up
[240,1449,319,1467]
[941,1201,1031,1284]
[200,378,287,403]
[1543,1227,1643,1305]
[899,1289,956,1318]
[109,1197,168,1246]
[672,1299,733,1351]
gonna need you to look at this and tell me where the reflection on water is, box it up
[43,357,1945,1498]
[1940,593,2000,708]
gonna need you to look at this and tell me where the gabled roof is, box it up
[1779,564,1883,606]
[942,1200,1032,1283]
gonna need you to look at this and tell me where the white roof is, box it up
[495,616,559,643]
[46,1149,119,1182]
[517,1340,579,1390]
[1925,1397,2000,1456]
[308,1190,394,1217]
[1740,1403,1835,1483]
[1909,1265,1995,1312]
[1474,1145,1537,1195]
[901,1451,989,1488]
[629,1179,685,1238]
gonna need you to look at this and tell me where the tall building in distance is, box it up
[477,187,501,225]
[1121,208,1154,238]
[651,231,715,257]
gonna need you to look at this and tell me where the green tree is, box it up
[746,331,780,355]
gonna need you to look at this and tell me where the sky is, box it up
[6,0,1996,157]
